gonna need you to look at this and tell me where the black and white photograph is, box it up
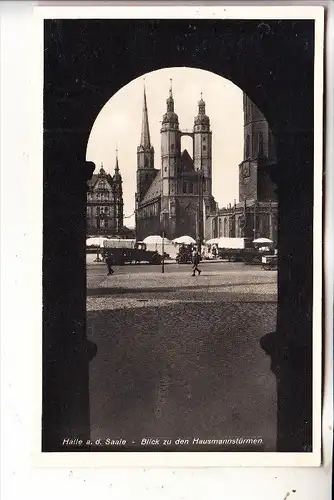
[37,5,324,466]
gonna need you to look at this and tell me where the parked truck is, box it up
[216,237,273,264]
[216,237,247,262]
[101,239,162,265]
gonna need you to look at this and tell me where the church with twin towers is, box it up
[135,80,217,242]
[135,80,278,245]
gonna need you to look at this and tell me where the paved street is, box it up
[87,260,278,451]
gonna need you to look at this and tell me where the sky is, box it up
[86,67,244,228]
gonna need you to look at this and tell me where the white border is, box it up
[31,5,324,468]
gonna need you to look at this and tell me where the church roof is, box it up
[180,149,194,172]
[141,170,161,203]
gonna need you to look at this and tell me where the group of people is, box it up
[105,244,202,276]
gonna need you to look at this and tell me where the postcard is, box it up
[32,4,324,467]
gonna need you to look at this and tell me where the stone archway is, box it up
[43,19,315,452]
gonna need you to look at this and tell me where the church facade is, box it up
[208,94,278,244]
[135,84,278,245]
[135,83,217,242]
[86,155,124,237]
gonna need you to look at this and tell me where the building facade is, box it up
[135,83,217,242]
[87,156,124,237]
[208,94,278,244]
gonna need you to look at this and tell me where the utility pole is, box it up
[197,168,204,253]
[160,208,169,274]
[161,230,165,274]
[253,200,257,240]
[269,200,273,241]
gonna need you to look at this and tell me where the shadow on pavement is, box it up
[88,301,277,451]
[87,280,277,297]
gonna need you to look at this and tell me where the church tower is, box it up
[136,85,155,201]
[113,150,124,233]
[193,93,212,197]
[239,94,277,203]
[160,80,181,236]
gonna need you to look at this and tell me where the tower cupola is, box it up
[194,93,210,126]
[161,79,179,127]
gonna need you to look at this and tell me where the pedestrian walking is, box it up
[191,247,201,276]
[105,252,114,275]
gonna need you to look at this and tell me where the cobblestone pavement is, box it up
[87,262,278,451]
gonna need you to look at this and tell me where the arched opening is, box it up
[180,135,193,159]
[43,18,317,455]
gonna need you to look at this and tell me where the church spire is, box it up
[113,147,122,183]
[140,83,151,149]
[115,147,119,174]
[166,78,174,112]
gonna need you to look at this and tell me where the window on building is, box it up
[189,183,193,193]
[246,135,250,158]
[104,206,109,213]
[203,145,206,151]
[218,219,222,237]
[183,182,187,193]
[171,144,175,151]
[224,218,228,236]
[203,136,206,142]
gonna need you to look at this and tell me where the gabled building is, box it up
[87,154,124,237]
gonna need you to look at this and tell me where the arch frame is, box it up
[42,17,321,457]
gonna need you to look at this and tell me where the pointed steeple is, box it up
[140,82,151,149]
[115,148,119,174]
[166,78,174,112]
[114,148,122,182]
